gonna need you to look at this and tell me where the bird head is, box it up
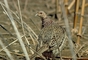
[35,11,47,19]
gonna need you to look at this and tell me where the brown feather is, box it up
[36,11,67,58]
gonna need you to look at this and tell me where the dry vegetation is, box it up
[0,0,88,60]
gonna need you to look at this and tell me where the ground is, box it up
[0,0,88,60]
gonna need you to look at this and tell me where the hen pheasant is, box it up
[36,11,67,59]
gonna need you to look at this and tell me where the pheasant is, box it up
[35,11,67,59]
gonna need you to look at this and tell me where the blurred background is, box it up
[0,0,88,60]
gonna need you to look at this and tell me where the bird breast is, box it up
[38,24,66,47]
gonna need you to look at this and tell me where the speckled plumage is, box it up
[38,24,66,47]
[36,11,67,57]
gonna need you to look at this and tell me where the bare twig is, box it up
[0,33,14,60]
[59,0,77,60]
[0,35,24,52]
[0,1,38,46]
[23,0,28,11]
[12,0,18,11]
[4,0,30,60]
[0,24,13,36]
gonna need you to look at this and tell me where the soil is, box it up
[0,0,88,60]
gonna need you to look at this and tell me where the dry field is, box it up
[0,0,88,60]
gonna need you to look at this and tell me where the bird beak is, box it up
[35,14,38,16]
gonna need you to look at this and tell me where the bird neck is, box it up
[41,17,53,29]
[41,18,45,28]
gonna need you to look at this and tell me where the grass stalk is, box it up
[4,0,30,60]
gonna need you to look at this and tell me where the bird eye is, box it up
[39,12,42,14]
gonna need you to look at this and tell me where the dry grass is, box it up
[0,0,88,60]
